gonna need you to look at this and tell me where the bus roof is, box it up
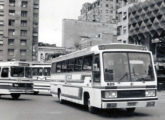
[30,62,51,65]
[51,43,148,63]
[98,43,147,51]
[0,61,30,67]
[30,62,51,67]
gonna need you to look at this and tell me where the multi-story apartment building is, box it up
[78,0,120,23]
[117,0,141,43]
[128,0,165,59]
[0,0,39,61]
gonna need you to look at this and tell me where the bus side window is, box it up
[93,55,100,82]
[74,57,83,71]
[1,68,9,78]
[61,61,67,72]
[51,63,56,73]
[83,55,93,71]
[56,62,61,73]
[67,59,75,72]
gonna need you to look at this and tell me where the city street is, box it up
[0,91,165,120]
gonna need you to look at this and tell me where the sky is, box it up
[39,0,96,47]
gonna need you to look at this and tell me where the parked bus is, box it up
[0,61,33,99]
[50,44,158,113]
[31,62,51,94]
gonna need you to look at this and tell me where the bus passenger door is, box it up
[93,54,101,86]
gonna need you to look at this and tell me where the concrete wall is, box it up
[62,19,117,49]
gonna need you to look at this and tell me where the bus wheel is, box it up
[87,98,96,113]
[126,108,135,114]
[11,94,21,100]
[58,91,63,104]
[34,91,39,95]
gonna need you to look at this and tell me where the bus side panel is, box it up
[50,74,66,97]
[83,88,102,108]
[62,85,82,100]
[92,88,102,108]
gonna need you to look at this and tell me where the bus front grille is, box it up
[117,90,145,98]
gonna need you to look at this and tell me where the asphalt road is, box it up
[0,91,165,120]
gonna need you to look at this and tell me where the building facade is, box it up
[117,0,142,43]
[78,0,120,24]
[0,0,39,61]
[128,0,165,61]
[79,32,116,49]
[62,19,117,50]
[38,43,66,62]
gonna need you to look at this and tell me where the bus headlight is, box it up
[103,91,117,99]
[13,83,19,87]
[145,90,156,97]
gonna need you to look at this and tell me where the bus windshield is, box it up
[32,67,43,76]
[43,67,51,76]
[103,52,154,82]
[11,66,24,77]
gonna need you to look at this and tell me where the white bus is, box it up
[0,61,33,99]
[31,62,51,94]
[50,44,158,113]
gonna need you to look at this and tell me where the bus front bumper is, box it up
[101,98,158,109]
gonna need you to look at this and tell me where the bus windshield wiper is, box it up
[118,72,129,82]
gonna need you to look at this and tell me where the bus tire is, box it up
[126,108,135,114]
[87,97,96,113]
[11,93,21,100]
[34,91,39,95]
[58,90,63,104]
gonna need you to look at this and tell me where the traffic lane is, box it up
[0,92,164,120]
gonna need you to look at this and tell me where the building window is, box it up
[9,10,15,16]
[21,1,28,8]
[123,40,126,43]
[110,10,113,13]
[20,49,26,56]
[0,20,4,26]
[20,30,27,36]
[20,39,27,46]
[123,12,127,20]
[34,3,39,9]
[8,49,14,56]
[8,29,15,36]
[117,26,122,36]
[118,39,122,42]
[9,0,15,7]
[106,4,109,7]
[20,59,26,61]
[8,39,14,46]
[21,11,28,17]
[0,5,4,9]
[21,20,27,26]
[0,50,3,57]
[33,13,38,18]
[0,30,3,35]
[8,19,15,26]
[0,40,3,45]
[123,26,127,34]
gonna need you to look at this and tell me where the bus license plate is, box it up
[127,102,137,106]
